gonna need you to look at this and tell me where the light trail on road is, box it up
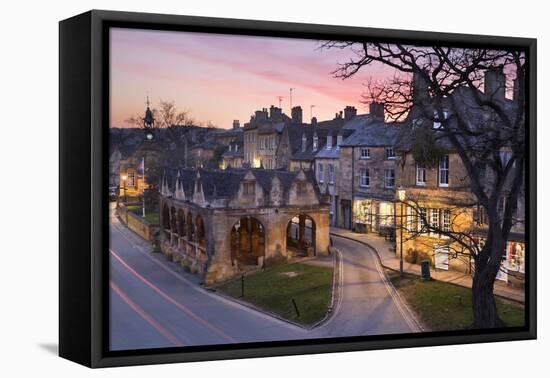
[109,248,236,343]
[110,281,185,347]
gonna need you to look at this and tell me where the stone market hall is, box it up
[159,167,330,284]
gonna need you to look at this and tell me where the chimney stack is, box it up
[255,109,268,122]
[412,69,430,105]
[484,65,506,100]
[232,120,240,129]
[311,116,317,125]
[344,106,357,121]
[369,102,385,121]
[269,105,282,121]
[291,106,303,124]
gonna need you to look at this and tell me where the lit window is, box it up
[360,148,370,159]
[439,155,449,186]
[430,208,440,236]
[418,207,427,232]
[442,209,451,234]
[416,164,426,185]
[126,171,135,187]
[384,169,395,188]
[360,168,370,187]
[386,147,396,159]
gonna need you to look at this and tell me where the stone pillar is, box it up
[299,214,306,243]
[204,215,236,285]
[264,212,286,264]
[313,211,330,256]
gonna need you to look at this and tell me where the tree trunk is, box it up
[471,231,506,328]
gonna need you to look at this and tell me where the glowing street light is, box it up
[121,174,128,203]
[396,187,406,274]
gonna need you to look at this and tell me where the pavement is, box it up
[109,205,418,351]
[329,227,525,304]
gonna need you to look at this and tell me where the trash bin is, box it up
[421,259,431,281]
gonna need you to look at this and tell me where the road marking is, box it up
[110,220,307,331]
[331,234,421,333]
[110,281,185,347]
[110,248,237,343]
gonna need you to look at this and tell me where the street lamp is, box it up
[121,174,127,204]
[396,187,406,275]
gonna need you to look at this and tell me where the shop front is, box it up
[353,198,395,234]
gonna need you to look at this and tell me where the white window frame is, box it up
[318,163,324,183]
[438,155,449,187]
[126,171,136,187]
[429,208,440,237]
[360,148,370,159]
[384,169,395,188]
[385,147,396,160]
[359,168,370,187]
[441,209,451,237]
[416,164,427,186]
[418,207,427,232]
[328,164,334,184]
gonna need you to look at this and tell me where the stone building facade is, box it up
[158,167,330,284]
[393,67,525,286]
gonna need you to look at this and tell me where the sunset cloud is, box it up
[110,28,392,128]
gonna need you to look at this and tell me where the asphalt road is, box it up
[109,208,415,351]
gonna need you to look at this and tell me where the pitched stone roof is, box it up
[340,121,404,147]
[161,167,321,204]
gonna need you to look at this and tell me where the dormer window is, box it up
[326,135,333,150]
[385,147,396,159]
[301,135,307,152]
[243,181,255,195]
[313,135,318,151]
[235,144,239,152]
[297,181,307,194]
[360,148,370,159]
[433,110,448,129]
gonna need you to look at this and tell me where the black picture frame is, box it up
[59,9,537,368]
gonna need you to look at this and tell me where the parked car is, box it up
[109,186,118,202]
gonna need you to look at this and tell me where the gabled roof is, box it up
[161,167,321,204]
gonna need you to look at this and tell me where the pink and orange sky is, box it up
[110,28,392,129]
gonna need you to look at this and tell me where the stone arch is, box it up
[170,206,177,233]
[196,215,206,247]
[161,203,170,232]
[230,217,265,267]
[286,213,316,256]
[186,212,194,241]
[177,208,186,237]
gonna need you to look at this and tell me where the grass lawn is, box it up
[126,205,159,225]
[387,271,525,331]
[218,262,333,326]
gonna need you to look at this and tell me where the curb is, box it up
[330,232,525,305]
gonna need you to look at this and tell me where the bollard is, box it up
[240,274,245,297]
[292,298,300,318]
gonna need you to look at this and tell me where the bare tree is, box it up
[322,42,525,328]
